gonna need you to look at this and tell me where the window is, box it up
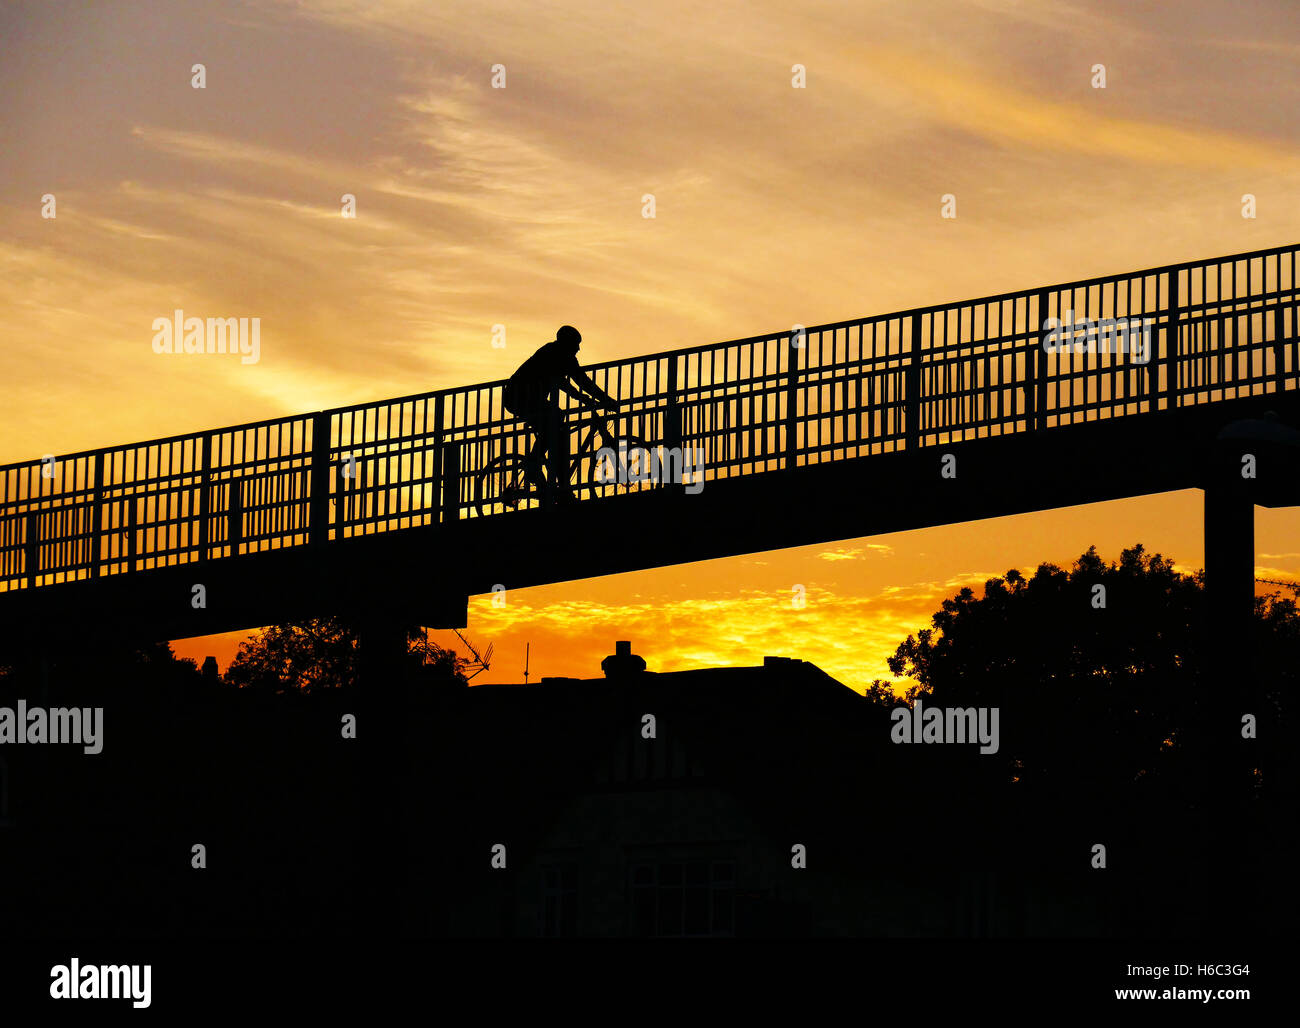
[541,863,578,937]
[630,860,734,937]
[599,729,705,786]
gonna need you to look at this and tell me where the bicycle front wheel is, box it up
[583,435,658,496]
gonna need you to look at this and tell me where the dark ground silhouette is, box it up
[0,546,1292,939]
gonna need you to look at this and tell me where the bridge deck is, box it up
[3,244,1300,644]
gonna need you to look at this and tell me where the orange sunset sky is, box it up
[3,0,1300,690]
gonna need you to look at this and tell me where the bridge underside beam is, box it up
[459,392,1300,597]
[0,530,468,655]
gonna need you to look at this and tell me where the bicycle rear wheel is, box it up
[476,454,533,517]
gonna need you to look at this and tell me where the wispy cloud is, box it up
[817,543,894,561]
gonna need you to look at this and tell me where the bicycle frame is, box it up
[571,410,621,466]
[474,407,655,517]
[536,409,650,495]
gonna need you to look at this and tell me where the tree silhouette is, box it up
[0,637,202,692]
[870,544,1298,799]
[225,617,468,693]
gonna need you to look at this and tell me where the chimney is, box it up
[601,640,646,680]
[201,656,219,683]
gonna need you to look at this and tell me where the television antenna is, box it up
[452,628,494,681]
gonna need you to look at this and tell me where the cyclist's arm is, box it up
[569,368,617,409]
[559,379,594,406]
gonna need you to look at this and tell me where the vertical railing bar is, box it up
[433,394,446,525]
[89,453,104,579]
[310,411,331,547]
[1166,267,1180,409]
[24,508,40,588]
[198,434,211,561]
[906,314,921,450]
[1275,254,1286,394]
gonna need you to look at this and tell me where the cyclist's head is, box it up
[557,325,581,352]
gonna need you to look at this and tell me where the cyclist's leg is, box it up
[520,401,574,502]
[520,444,545,491]
[520,406,547,489]
[541,403,574,502]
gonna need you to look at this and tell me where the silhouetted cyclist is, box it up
[503,325,619,498]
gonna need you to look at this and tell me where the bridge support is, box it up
[1201,477,1255,803]
[1201,464,1254,938]
[1198,414,1300,938]
[1195,482,1246,938]
[354,614,416,938]
[1203,487,1254,664]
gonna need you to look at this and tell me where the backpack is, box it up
[504,344,563,414]
[503,374,521,414]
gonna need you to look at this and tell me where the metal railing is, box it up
[3,244,1298,592]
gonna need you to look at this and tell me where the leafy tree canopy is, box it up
[871,544,1298,793]
[225,617,468,694]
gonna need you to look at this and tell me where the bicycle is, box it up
[474,407,654,517]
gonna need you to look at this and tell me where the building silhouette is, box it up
[406,642,1163,938]
[0,639,1224,939]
